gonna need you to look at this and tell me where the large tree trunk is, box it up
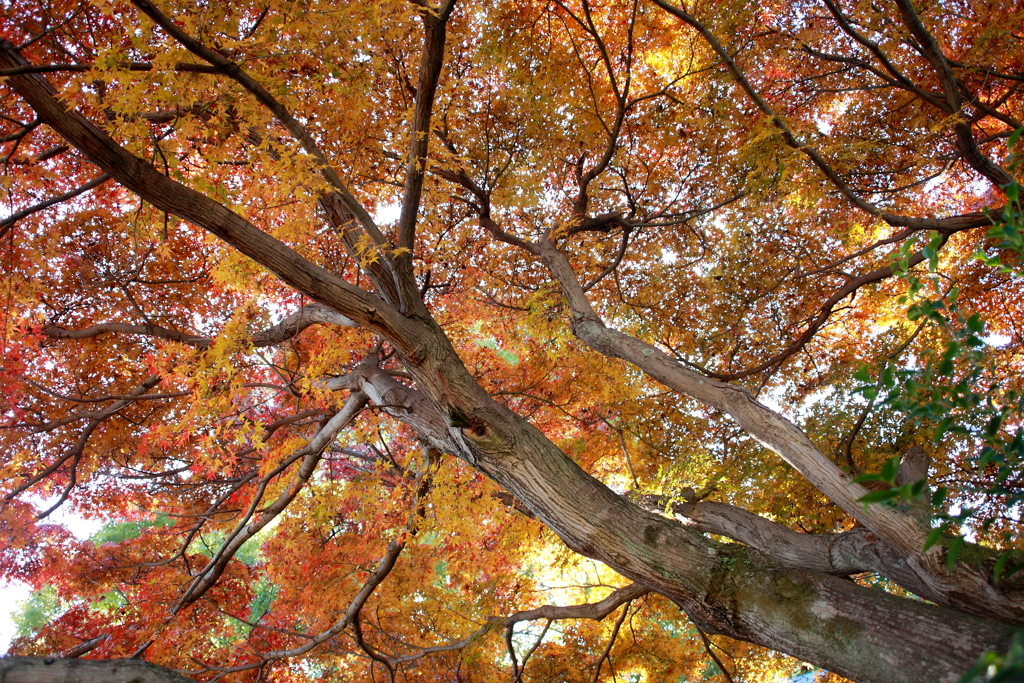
[345,348,1017,683]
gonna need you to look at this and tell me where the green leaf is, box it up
[1006,183,1020,205]
[858,489,900,504]
[854,365,872,383]
[922,243,938,272]
[923,527,945,552]
[1005,561,1024,582]
[947,536,964,572]
[1009,127,1024,149]
[966,313,984,333]
[880,456,899,483]
[935,417,954,440]
[994,551,1012,584]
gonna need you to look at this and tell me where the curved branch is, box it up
[376,584,646,671]
[41,303,357,350]
[507,583,648,624]
[582,226,631,292]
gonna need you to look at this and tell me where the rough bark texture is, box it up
[0,658,197,683]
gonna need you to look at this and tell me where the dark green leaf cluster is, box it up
[854,151,1024,571]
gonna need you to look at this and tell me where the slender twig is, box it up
[695,626,734,683]
[590,601,630,683]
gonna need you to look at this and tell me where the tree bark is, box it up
[0,658,196,683]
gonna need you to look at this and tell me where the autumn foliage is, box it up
[1,0,1023,681]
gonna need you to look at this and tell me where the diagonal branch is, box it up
[817,0,946,110]
[890,0,1014,187]
[707,235,946,380]
[2,376,162,502]
[540,235,1024,623]
[129,0,402,305]
[183,436,439,677]
[173,391,368,611]
[590,600,629,683]
[0,172,111,238]
[129,0,382,240]
[631,493,945,601]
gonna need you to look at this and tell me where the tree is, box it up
[1,0,1022,680]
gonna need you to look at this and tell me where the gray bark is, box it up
[0,658,196,683]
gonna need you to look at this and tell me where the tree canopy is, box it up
[1,0,1023,681]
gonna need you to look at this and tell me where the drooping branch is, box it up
[41,303,358,350]
[357,583,647,674]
